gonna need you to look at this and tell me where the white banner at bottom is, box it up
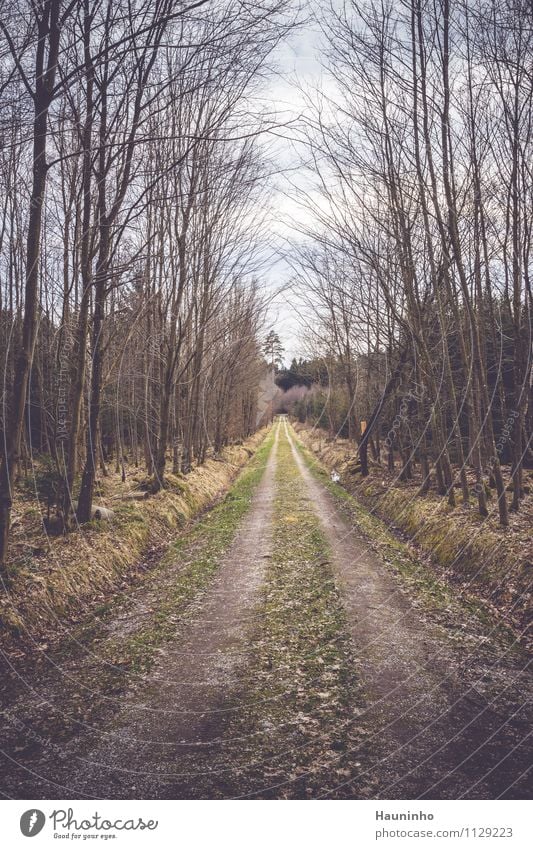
[2,799,531,849]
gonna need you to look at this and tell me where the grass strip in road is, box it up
[207,425,367,799]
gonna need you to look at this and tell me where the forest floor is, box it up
[0,418,531,799]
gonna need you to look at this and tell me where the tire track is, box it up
[284,419,533,799]
[0,424,280,799]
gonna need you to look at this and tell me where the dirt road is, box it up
[0,420,531,799]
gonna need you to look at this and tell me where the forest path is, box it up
[0,419,531,799]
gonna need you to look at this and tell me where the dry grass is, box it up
[294,422,533,639]
[0,431,267,648]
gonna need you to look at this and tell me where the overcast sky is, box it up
[261,18,325,366]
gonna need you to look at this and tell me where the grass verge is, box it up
[294,425,532,643]
[0,430,268,649]
[292,428,520,650]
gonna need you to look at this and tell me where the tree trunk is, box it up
[0,0,61,571]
